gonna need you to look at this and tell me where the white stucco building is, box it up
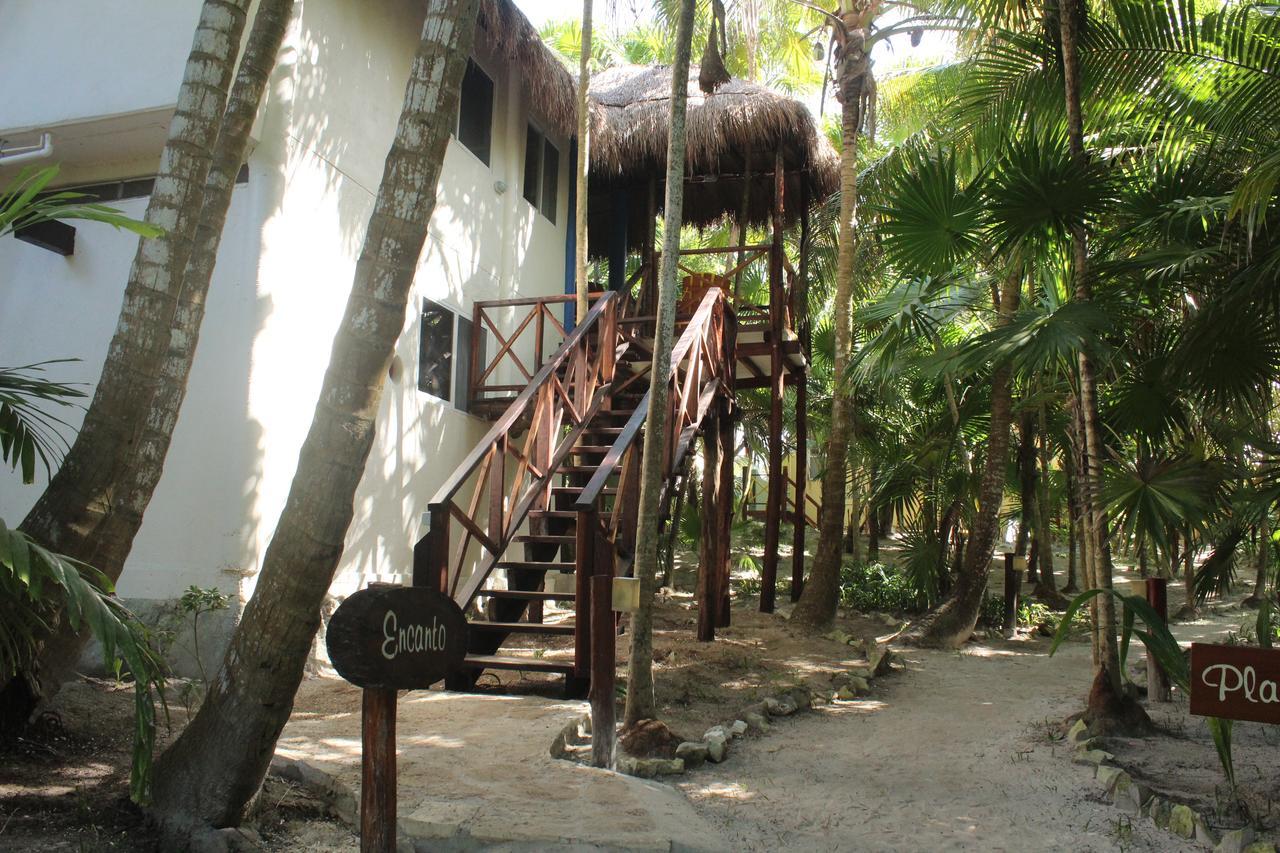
[0,0,576,670]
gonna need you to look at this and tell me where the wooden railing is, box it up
[470,292,622,409]
[571,288,736,676]
[745,466,821,529]
[416,292,620,607]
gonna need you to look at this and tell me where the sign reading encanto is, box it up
[326,584,468,690]
[1190,643,1280,725]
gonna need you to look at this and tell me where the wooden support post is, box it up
[1003,554,1022,639]
[415,506,450,593]
[643,176,658,318]
[360,688,396,853]
[574,509,595,680]
[760,150,786,614]
[1146,577,1171,701]
[698,409,721,641]
[590,520,616,767]
[791,370,808,601]
[600,297,617,386]
[717,401,735,627]
[469,303,483,411]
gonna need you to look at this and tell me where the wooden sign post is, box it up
[326,585,468,853]
[1190,643,1280,725]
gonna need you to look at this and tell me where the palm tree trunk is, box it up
[0,0,252,716]
[1058,0,1123,699]
[846,476,863,562]
[20,0,298,712]
[791,1,877,629]
[1182,524,1197,615]
[1033,405,1062,602]
[914,272,1021,648]
[622,0,696,730]
[150,2,479,833]
[1015,409,1037,580]
[1064,457,1080,593]
[575,0,593,321]
[1244,517,1270,607]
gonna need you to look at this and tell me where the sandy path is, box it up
[679,638,1198,853]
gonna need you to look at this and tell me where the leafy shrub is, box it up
[839,562,927,613]
[978,593,1006,626]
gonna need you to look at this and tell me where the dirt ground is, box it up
[1,547,1274,851]
[1109,606,1280,840]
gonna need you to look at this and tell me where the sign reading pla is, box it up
[326,585,468,690]
[1190,643,1280,725]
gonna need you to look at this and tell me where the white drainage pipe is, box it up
[0,133,54,166]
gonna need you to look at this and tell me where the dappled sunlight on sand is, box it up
[822,698,890,716]
[398,734,467,749]
[962,644,1051,659]
[683,780,759,802]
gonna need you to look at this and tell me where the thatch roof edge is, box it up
[482,0,578,140]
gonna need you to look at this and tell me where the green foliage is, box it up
[0,165,162,240]
[979,592,1006,626]
[0,362,84,483]
[0,519,167,803]
[839,562,929,613]
[179,584,231,687]
[0,164,166,804]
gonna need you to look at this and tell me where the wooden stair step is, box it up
[528,509,578,520]
[463,654,575,675]
[551,486,617,496]
[497,560,574,571]
[557,465,611,476]
[515,534,574,545]
[584,426,627,436]
[477,589,574,601]
[571,445,614,455]
[469,620,575,636]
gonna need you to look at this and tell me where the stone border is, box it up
[1064,720,1275,853]
[551,640,897,779]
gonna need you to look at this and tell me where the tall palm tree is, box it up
[150,1,482,832]
[623,0,697,730]
[792,0,882,629]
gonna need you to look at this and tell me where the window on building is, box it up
[456,60,494,165]
[418,299,454,401]
[418,299,486,413]
[522,124,559,223]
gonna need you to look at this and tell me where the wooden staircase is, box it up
[412,289,735,694]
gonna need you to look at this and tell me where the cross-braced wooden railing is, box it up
[469,292,622,410]
[416,292,620,608]
[571,288,736,681]
[746,466,821,529]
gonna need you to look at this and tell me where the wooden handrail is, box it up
[574,289,731,513]
[418,291,621,607]
[430,292,615,509]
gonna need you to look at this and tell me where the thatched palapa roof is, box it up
[586,64,839,255]
[470,11,836,251]
[481,0,578,138]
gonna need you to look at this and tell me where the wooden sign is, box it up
[326,585,468,690]
[1190,643,1280,725]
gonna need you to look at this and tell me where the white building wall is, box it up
[0,0,203,130]
[0,0,571,624]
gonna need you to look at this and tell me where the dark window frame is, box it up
[418,298,486,414]
[521,122,560,224]
[456,59,495,166]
